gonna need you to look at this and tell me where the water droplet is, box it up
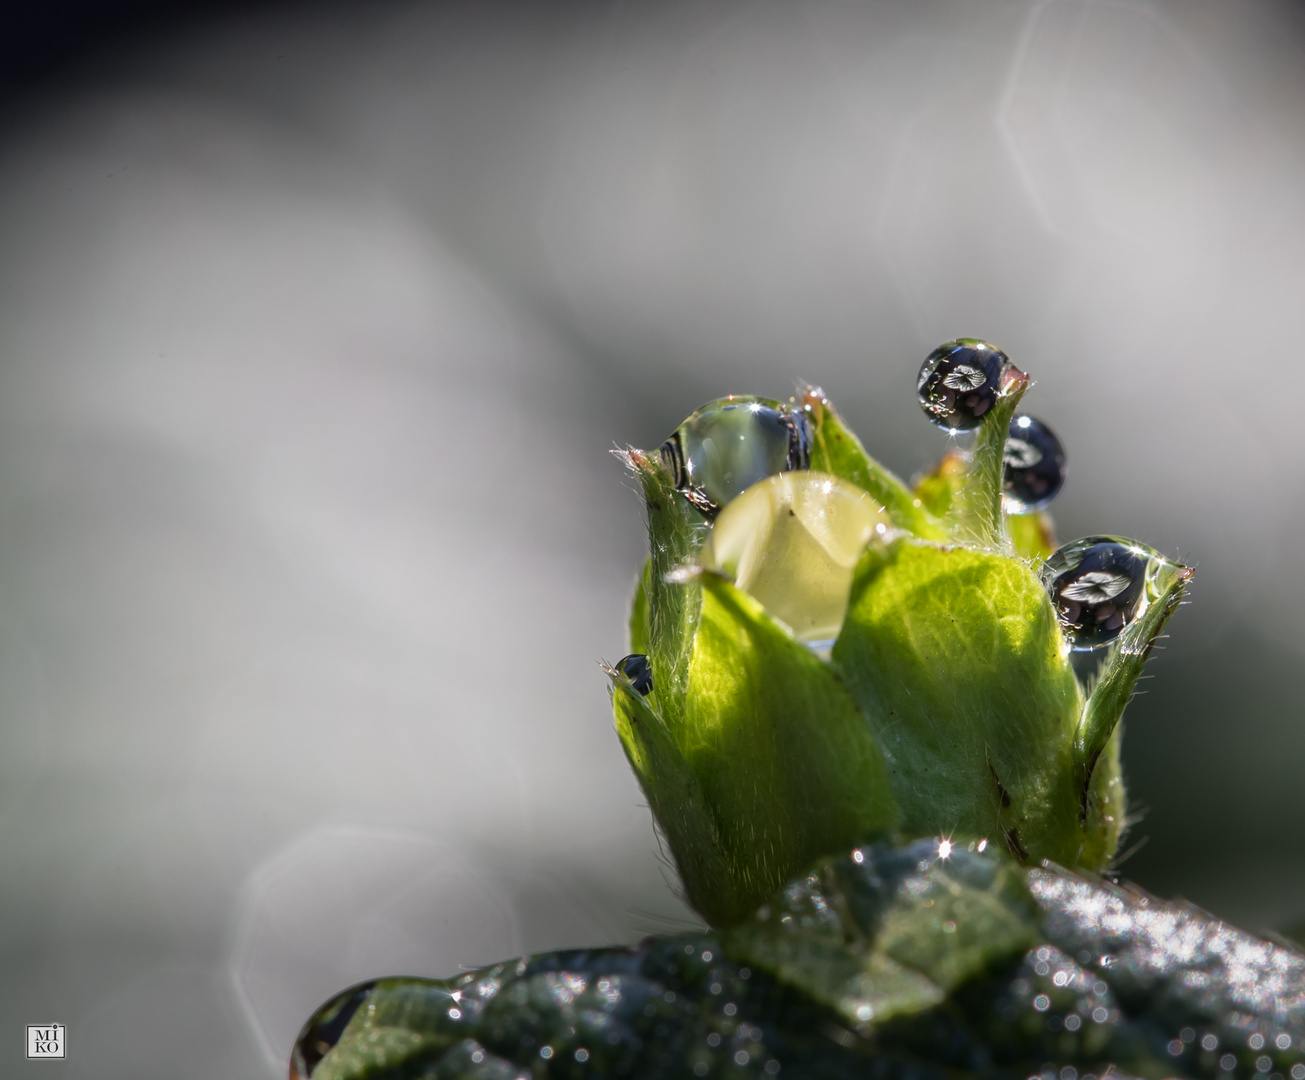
[703,472,889,644]
[1003,415,1066,513]
[615,654,653,695]
[917,339,1016,430]
[660,396,811,514]
[1041,537,1164,650]
[290,981,375,1079]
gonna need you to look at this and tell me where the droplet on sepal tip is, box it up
[616,653,654,695]
[1041,537,1175,650]
[917,339,1018,431]
[659,396,811,515]
[1003,415,1066,513]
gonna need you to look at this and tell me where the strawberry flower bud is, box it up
[612,344,1191,928]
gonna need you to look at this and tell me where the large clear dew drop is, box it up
[1041,537,1164,650]
[704,472,889,647]
[1003,415,1066,513]
[660,396,811,515]
[917,339,1014,431]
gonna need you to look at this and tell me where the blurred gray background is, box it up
[1,0,1303,1075]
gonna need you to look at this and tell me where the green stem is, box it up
[950,366,1029,549]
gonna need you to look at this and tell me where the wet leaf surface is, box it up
[296,840,1305,1080]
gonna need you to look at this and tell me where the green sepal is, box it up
[1082,723,1126,871]
[949,365,1029,549]
[725,840,1040,1032]
[628,557,652,655]
[801,389,948,540]
[1074,557,1194,813]
[914,446,1059,560]
[611,675,735,920]
[666,572,898,926]
[623,448,709,725]
[832,535,1095,868]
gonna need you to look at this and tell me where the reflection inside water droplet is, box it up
[917,339,1015,431]
[1003,415,1066,513]
[660,396,811,515]
[290,981,375,1079]
[1041,537,1165,650]
[615,654,653,696]
[704,472,889,645]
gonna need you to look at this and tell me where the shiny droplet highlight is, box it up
[660,396,810,515]
[1003,415,1066,513]
[1041,537,1162,650]
[616,653,653,696]
[917,339,1014,431]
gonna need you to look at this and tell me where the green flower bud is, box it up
[612,350,1191,928]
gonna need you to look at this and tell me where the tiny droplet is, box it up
[615,654,653,695]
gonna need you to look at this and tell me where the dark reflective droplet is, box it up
[660,396,811,515]
[917,339,1014,431]
[290,981,375,1079]
[616,654,653,696]
[1041,538,1153,650]
[1003,415,1066,513]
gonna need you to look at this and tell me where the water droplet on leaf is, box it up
[660,396,811,515]
[1041,537,1162,650]
[917,339,1015,430]
[1003,415,1066,513]
[291,981,375,1079]
[616,653,653,695]
[704,472,888,645]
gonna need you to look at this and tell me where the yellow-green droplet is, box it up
[704,472,888,646]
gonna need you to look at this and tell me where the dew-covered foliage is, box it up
[293,840,1305,1080]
